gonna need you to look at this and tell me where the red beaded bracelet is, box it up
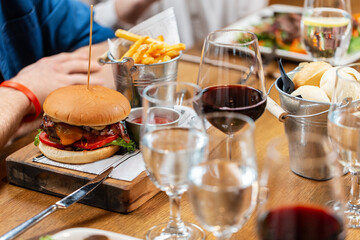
[0,81,41,122]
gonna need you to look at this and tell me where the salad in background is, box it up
[246,11,360,55]
[349,13,360,53]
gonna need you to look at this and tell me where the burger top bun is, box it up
[43,85,131,126]
[38,142,120,164]
[292,61,332,89]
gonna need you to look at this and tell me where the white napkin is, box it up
[33,150,143,181]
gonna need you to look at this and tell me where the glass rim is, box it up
[142,81,203,105]
[206,29,258,47]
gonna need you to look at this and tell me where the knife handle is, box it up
[0,204,58,240]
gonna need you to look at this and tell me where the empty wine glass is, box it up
[301,0,352,65]
[188,112,258,240]
[257,134,346,240]
[141,81,208,240]
[196,29,266,160]
[328,63,360,228]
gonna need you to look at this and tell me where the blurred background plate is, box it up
[227,4,360,64]
[52,227,142,240]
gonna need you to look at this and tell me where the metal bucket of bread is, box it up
[267,61,340,180]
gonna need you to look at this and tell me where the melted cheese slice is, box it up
[55,123,84,145]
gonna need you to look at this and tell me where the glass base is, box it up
[345,203,360,228]
[146,222,205,240]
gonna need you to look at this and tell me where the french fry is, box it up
[120,36,148,61]
[142,56,155,65]
[164,50,180,58]
[156,35,164,41]
[115,29,186,64]
[164,43,186,53]
[132,44,149,64]
[154,54,171,63]
[115,29,169,46]
[162,55,171,62]
[115,29,140,42]
[146,42,165,58]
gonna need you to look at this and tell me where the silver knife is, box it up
[0,166,113,240]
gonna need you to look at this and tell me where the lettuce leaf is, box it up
[348,37,360,54]
[39,236,53,240]
[34,129,42,146]
[106,138,136,152]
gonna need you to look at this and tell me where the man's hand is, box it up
[12,51,104,106]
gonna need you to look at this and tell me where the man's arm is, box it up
[0,88,31,149]
[0,45,107,148]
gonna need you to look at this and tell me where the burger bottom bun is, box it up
[38,142,120,164]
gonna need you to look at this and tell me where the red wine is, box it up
[201,85,266,134]
[258,205,344,240]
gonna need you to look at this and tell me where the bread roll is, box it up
[320,67,360,101]
[292,61,332,89]
[291,85,330,103]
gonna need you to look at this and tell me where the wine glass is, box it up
[196,30,266,159]
[188,112,258,240]
[257,134,346,240]
[140,81,208,240]
[301,0,352,65]
[328,63,360,228]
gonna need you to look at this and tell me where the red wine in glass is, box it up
[258,205,345,240]
[201,85,267,134]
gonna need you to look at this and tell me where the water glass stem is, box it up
[349,172,360,206]
[164,194,186,234]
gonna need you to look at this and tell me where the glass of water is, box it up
[301,0,352,65]
[328,63,360,228]
[141,81,208,240]
[188,112,258,240]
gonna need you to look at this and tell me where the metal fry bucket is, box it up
[267,69,333,181]
[104,52,181,108]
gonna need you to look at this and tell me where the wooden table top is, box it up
[1,3,360,238]
[1,55,359,240]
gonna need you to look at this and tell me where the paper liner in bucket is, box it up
[99,8,182,107]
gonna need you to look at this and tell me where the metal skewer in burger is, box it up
[34,5,135,164]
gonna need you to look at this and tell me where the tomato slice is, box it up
[39,131,66,149]
[73,134,119,150]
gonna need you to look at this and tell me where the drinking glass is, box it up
[141,81,208,240]
[188,112,258,240]
[301,0,352,65]
[196,30,266,159]
[257,134,346,240]
[328,63,360,228]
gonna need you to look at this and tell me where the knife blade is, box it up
[0,166,113,240]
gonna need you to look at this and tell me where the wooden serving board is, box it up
[5,143,159,213]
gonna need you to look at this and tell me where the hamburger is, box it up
[34,85,135,164]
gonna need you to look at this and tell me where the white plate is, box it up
[226,4,360,65]
[52,227,142,240]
